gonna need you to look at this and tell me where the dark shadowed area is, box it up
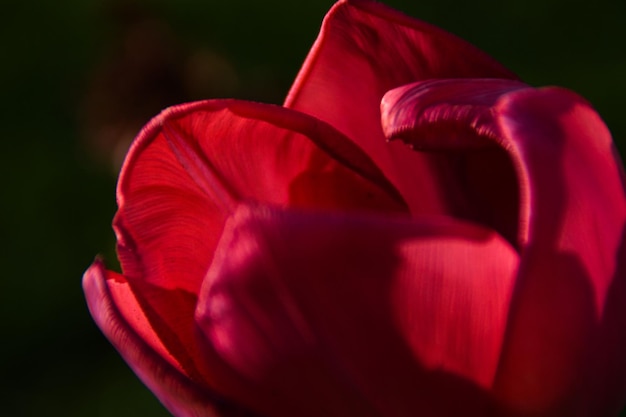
[1,0,625,415]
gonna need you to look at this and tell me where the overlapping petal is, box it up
[286,0,517,215]
[194,204,518,417]
[83,260,259,417]
[111,98,406,400]
[382,80,626,415]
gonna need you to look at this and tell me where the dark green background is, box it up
[2,0,625,415]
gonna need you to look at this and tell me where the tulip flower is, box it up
[83,0,626,416]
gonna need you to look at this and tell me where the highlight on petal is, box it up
[194,204,519,417]
[285,0,518,215]
[382,80,626,415]
[82,259,257,417]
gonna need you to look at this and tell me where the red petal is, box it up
[113,99,406,402]
[285,0,517,215]
[382,80,626,414]
[116,99,406,294]
[82,260,258,417]
[194,205,519,417]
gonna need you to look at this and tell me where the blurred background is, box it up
[2,0,625,415]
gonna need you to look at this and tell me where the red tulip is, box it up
[83,0,626,416]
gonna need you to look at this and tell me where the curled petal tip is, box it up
[381,79,530,149]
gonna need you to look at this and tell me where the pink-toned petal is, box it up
[491,88,626,415]
[285,0,518,214]
[383,80,626,414]
[195,205,519,417]
[116,99,406,292]
[82,259,258,417]
[382,78,530,247]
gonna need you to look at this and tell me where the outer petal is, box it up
[194,204,519,417]
[285,0,517,215]
[82,259,259,417]
[113,99,407,386]
[383,81,626,415]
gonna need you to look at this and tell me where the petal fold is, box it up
[382,78,530,149]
